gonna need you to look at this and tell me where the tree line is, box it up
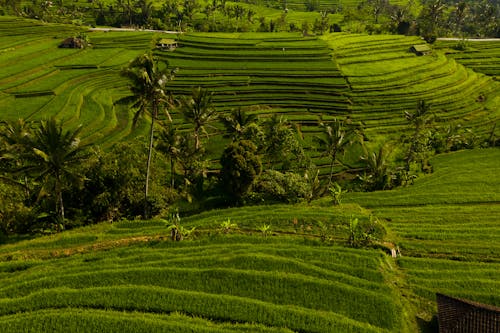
[1,0,498,37]
[1,53,497,236]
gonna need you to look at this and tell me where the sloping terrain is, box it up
[0,149,499,332]
[324,34,500,138]
[344,148,500,328]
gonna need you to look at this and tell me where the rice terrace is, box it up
[0,0,499,332]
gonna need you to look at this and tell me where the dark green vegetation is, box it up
[0,149,499,332]
[0,13,499,333]
[2,0,499,39]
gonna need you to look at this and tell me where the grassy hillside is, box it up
[0,148,499,332]
[435,40,500,80]
[343,148,500,328]
[324,34,500,138]
[0,16,154,146]
[0,221,404,332]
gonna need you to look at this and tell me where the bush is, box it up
[220,140,262,202]
[249,170,312,204]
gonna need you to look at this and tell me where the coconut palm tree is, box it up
[119,52,175,218]
[24,118,88,224]
[314,118,361,186]
[157,123,181,189]
[404,100,433,171]
[0,119,34,199]
[220,107,258,142]
[180,87,216,151]
[360,143,393,191]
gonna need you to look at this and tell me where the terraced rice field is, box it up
[0,17,154,146]
[1,148,499,332]
[258,0,411,12]
[159,33,351,117]
[344,148,500,324]
[157,32,353,167]
[325,34,500,138]
[435,39,500,80]
[0,220,404,333]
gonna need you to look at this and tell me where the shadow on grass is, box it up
[417,315,438,333]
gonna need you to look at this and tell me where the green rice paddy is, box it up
[0,16,499,332]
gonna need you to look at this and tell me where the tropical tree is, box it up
[404,100,433,171]
[119,52,175,218]
[0,119,35,204]
[418,0,446,41]
[220,107,258,142]
[180,86,217,151]
[263,114,305,171]
[24,118,88,225]
[360,143,393,191]
[314,118,361,186]
[220,139,262,202]
[157,123,181,189]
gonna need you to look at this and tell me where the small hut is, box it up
[436,293,500,333]
[409,44,431,56]
[59,37,86,49]
[156,39,178,51]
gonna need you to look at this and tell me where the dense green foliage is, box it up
[0,149,499,332]
[0,13,499,333]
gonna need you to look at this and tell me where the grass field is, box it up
[343,148,500,328]
[324,34,500,139]
[0,16,155,146]
[0,148,499,332]
[0,222,404,332]
[435,40,500,80]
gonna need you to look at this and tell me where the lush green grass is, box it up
[340,149,500,327]
[1,148,500,332]
[435,40,500,79]
[0,16,153,143]
[324,34,500,137]
[0,229,401,332]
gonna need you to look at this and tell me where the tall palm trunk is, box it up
[328,151,337,186]
[170,157,175,189]
[144,105,156,219]
[55,174,65,223]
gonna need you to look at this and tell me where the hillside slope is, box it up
[0,148,499,332]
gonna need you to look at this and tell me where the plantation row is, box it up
[0,231,402,332]
[344,149,500,326]
[325,34,500,137]
[435,40,500,79]
[0,17,156,146]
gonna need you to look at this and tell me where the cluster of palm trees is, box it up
[0,52,404,233]
[0,118,88,227]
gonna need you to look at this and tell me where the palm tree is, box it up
[157,123,181,189]
[314,118,361,186]
[404,100,433,171]
[25,118,88,223]
[220,107,258,142]
[0,119,35,197]
[180,87,217,151]
[119,52,175,218]
[360,143,392,191]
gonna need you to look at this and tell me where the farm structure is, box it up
[409,44,432,56]
[156,38,178,51]
[437,293,500,333]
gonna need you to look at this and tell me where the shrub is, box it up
[249,170,312,204]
